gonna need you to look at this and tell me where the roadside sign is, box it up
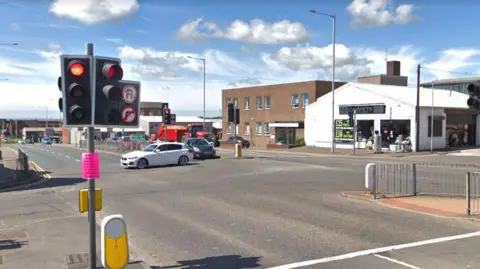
[120,106,137,124]
[131,134,145,141]
[122,85,137,104]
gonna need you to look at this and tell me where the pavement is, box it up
[2,143,480,268]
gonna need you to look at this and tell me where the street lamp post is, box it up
[38,106,48,128]
[310,9,336,153]
[187,56,206,130]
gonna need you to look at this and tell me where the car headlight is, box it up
[193,147,201,152]
[127,156,138,160]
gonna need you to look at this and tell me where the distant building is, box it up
[221,80,347,149]
[140,101,167,116]
[421,77,480,95]
[357,61,409,86]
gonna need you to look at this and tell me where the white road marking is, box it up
[51,151,56,154]
[265,231,480,269]
[57,153,62,156]
[65,156,70,159]
[75,159,80,162]
[373,254,421,269]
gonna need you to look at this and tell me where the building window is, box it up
[244,97,250,110]
[256,121,262,135]
[302,93,310,107]
[244,122,250,135]
[233,98,238,108]
[225,98,231,110]
[264,122,270,135]
[291,93,299,108]
[227,122,232,134]
[265,96,271,110]
[256,96,262,110]
[428,116,443,137]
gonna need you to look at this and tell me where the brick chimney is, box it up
[387,61,401,76]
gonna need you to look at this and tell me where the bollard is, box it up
[365,163,376,192]
[234,143,242,158]
[101,214,129,269]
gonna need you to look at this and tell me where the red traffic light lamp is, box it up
[69,61,85,77]
[102,63,123,80]
[164,108,171,116]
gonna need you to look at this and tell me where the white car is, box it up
[120,142,194,169]
[17,139,25,144]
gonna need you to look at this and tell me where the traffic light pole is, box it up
[86,43,97,269]
[164,123,167,142]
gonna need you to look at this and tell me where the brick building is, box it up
[221,80,346,148]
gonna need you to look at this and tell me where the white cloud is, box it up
[105,38,123,45]
[1,41,479,115]
[177,18,310,44]
[347,0,417,28]
[49,0,139,25]
[424,49,480,80]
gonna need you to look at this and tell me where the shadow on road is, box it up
[0,239,28,250]
[153,255,262,269]
[5,177,85,192]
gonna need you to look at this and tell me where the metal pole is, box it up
[466,172,471,216]
[45,107,48,128]
[353,109,356,155]
[203,59,206,131]
[430,81,435,153]
[331,15,336,154]
[86,43,96,269]
[233,109,237,156]
[415,64,420,152]
[164,123,167,142]
[0,119,3,147]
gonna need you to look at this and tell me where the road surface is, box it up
[3,144,479,268]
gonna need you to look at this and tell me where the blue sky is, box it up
[0,0,479,118]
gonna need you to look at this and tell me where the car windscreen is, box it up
[143,144,158,152]
[191,139,209,146]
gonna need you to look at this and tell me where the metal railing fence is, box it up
[78,140,151,154]
[373,162,480,215]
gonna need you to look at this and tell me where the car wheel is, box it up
[178,155,189,165]
[136,158,148,169]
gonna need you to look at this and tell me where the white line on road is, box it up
[75,159,80,162]
[65,156,70,159]
[373,254,421,269]
[57,153,62,156]
[265,231,480,269]
[51,151,55,154]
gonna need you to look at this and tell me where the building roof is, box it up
[333,82,469,109]
[140,115,215,123]
[421,76,480,85]
[223,80,334,91]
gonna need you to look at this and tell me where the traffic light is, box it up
[60,55,93,127]
[227,103,234,122]
[163,108,171,124]
[467,83,480,109]
[235,108,240,124]
[170,114,176,125]
[93,56,141,127]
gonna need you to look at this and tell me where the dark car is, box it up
[205,136,220,147]
[184,138,216,159]
[226,136,250,148]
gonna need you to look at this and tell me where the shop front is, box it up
[445,109,477,148]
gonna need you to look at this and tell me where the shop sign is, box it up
[339,104,386,115]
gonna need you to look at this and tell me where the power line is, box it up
[421,66,480,77]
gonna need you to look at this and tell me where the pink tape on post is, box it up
[81,152,100,180]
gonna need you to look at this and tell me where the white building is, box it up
[305,82,479,152]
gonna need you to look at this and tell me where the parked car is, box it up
[120,142,194,169]
[26,139,33,144]
[184,138,216,159]
[225,136,250,148]
[17,139,25,144]
[41,137,52,145]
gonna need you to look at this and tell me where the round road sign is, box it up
[121,106,137,124]
[122,85,137,104]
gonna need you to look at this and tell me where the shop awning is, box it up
[269,122,303,128]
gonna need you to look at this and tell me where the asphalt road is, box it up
[4,144,480,269]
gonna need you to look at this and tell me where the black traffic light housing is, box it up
[467,83,480,109]
[170,114,176,125]
[235,108,240,124]
[60,55,93,127]
[93,56,141,127]
[163,108,171,124]
[227,103,234,122]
